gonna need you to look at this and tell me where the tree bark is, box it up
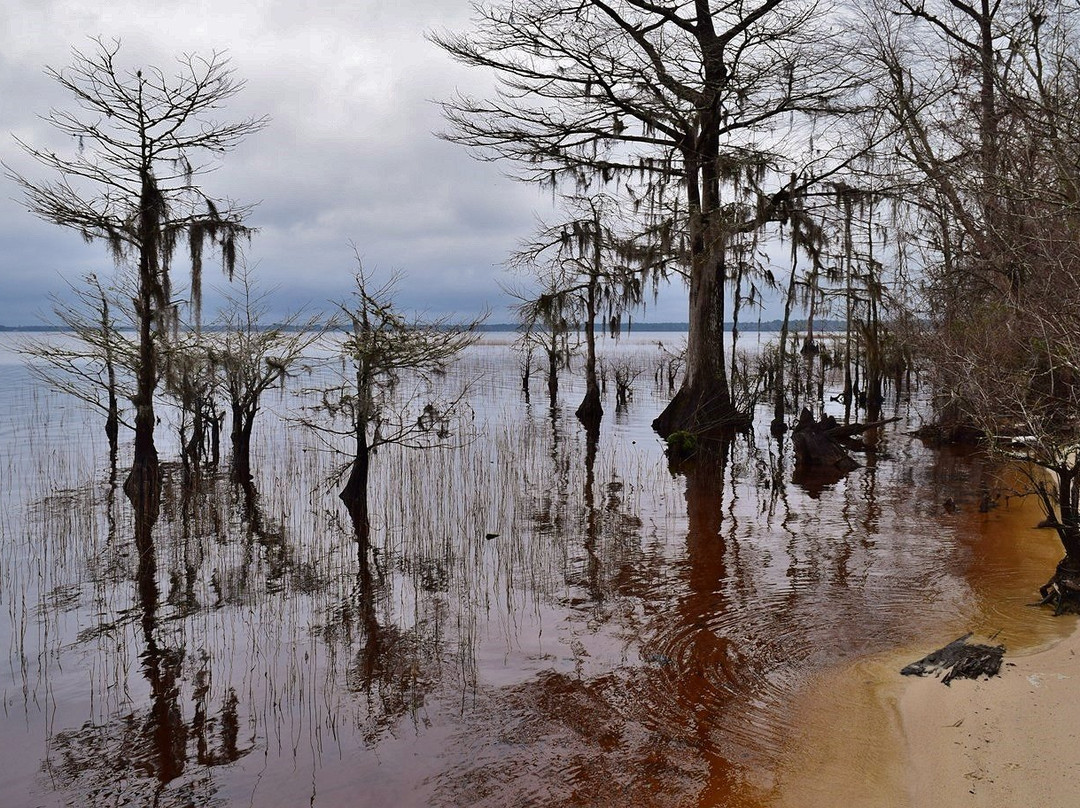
[576,278,603,427]
[125,167,163,517]
[653,224,742,437]
[340,436,372,545]
[230,401,256,479]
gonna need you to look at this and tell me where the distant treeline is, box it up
[0,319,848,334]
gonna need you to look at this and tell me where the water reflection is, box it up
[39,466,261,806]
[1,335,1072,808]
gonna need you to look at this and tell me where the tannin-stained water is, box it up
[0,332,1069,807]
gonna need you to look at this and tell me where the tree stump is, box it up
[791,409,852,470]
[790,407,898,471]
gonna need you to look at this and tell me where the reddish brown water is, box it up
[0,333,1068,807]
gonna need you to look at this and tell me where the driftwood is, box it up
[900,633,1005,686]
[790,408,899,470]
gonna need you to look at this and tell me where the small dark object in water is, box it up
[978,488,1000,513]
[900,633,1005,686]
[790,407,898,471]
[485,532,500,540]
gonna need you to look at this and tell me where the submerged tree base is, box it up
[652,385,750,439]
[575,393,603,429]
[791,408,898,471]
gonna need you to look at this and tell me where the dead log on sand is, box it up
[900,634,1005,686]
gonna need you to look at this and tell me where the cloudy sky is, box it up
[0,0,698,327]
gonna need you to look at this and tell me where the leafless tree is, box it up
[210,270,328,479]
[878,2,1080,605]
[7,38,267,520]
[299,262,483,542]
[509,193,655,426]
[19,273,137,458]
[933,261,1080,609]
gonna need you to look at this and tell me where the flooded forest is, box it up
[6,0,1080,805]
[1,327,1071,807]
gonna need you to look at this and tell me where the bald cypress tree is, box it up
[434,0,863,437]
[8,38,267,521]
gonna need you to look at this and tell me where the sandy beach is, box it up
[774,624,1080,807]
[900,625,1080,806]
[775,482,1080,808]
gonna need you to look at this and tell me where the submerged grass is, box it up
[0,332,1062,807]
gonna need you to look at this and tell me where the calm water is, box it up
[0,331,1069,807]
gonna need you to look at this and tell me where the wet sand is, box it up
[774,483,1080,808]
[900,624,1080,806]
[774,627,1080,808]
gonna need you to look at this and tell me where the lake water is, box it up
[0,330,1070,806]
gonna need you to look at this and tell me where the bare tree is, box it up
[934,262,1080,610]
[211,270,328,479]
[19,273,137,458]
[509,193,654,426]
[888,3,1080,606]
[7,38,267,518]
[163,326,224,474]
[508,280,575,408]
[300,262,483,542]
[433,0,865,437]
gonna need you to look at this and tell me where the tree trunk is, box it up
[791,407,898,470]
[547,347,559,407]
[105,391,120,456]
[125,169,162,519]
[772,260,800,436]
[791,408,860,471]
[104,302,120,456]
[340,436,371,544]
[653,227,741,437]
[653,28,745,440]
[125,299,161,522]
[230,401,256,479]
[1039,469,1080,613]
[576,278,603,427]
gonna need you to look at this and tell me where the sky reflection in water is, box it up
[0,331,1065,807]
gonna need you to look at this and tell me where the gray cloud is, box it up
[6,0,679,327]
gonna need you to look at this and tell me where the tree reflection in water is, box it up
[43,468,251,806]
[5,337,1064,808]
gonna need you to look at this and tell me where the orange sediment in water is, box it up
[770,465,1076,808]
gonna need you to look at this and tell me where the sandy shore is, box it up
[775,624,1080,807]
[772,478,1080,808]
[900,625,1080,807]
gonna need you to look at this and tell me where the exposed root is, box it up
[1036,565,1080,615]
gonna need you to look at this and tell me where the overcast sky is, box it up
[0,0,703,327]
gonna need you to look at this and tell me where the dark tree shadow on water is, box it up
[42,472,250,807]
[427,435,771,808]
[332,509,442,748]
[580,419,603,604]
